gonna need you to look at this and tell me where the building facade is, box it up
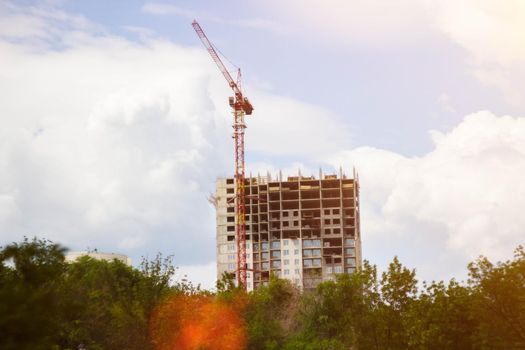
[216,170,361,291]
[66,251,132,266]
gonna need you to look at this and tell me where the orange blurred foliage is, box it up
[150,294,247,350]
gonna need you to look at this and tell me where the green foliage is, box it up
[0,237,66,350]
[376,256,418,349]
[246,276,300,350]
[287,258,418,350]
[217,271,237,293]
[0,237,180,350]
[290,273,358,348]
[467,246,525,349]
[59,256,156,349]
[216,271,246,303]
[405,279,476,350]
[2,237,525,350]
[282,252,525,350]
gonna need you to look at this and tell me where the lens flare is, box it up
[150,294,247,350]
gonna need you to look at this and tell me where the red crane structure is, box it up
[192,20,253,290]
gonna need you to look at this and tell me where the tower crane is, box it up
[192,20,253,290]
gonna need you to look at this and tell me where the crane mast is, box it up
[192,20,253,290]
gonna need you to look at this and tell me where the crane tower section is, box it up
[192,20,253,290]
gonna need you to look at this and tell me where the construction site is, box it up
[216,172,361,291]
[193,21,362,291]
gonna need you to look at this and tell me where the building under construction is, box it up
[193,20,362,291]
[216,170,362,291]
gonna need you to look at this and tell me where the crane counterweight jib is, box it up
[243,98,253,115]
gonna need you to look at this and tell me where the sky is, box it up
[1,0,525,289]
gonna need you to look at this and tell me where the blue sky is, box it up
[1,0,525,288]
[59,0,519,155]
[57,0,516,155]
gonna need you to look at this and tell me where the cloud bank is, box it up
[331,111,525,280]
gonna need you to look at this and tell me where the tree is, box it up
[468,246,525,349]
[405,280,476,350]
[59,254,179,350]
[150,293,247,350]
[3,236,525,350]
[0,237,67,350]
[246,276,300,350]
[378,256,418,349]
[287,273,359,349]
[283,261,384,350]
[0,237,183,350]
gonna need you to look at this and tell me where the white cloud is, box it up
[142,2,286,33]
[434,0,525,65]
[247,93,352,158]
[432,0,525,105]
[257,0,525,105]
[261,0,525,62]
[258,0,434,47]
[0,2,101,44]
[331,111,525,280]
[0,40,223,262]
[0,4,229,266]
[177,261,217,290]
